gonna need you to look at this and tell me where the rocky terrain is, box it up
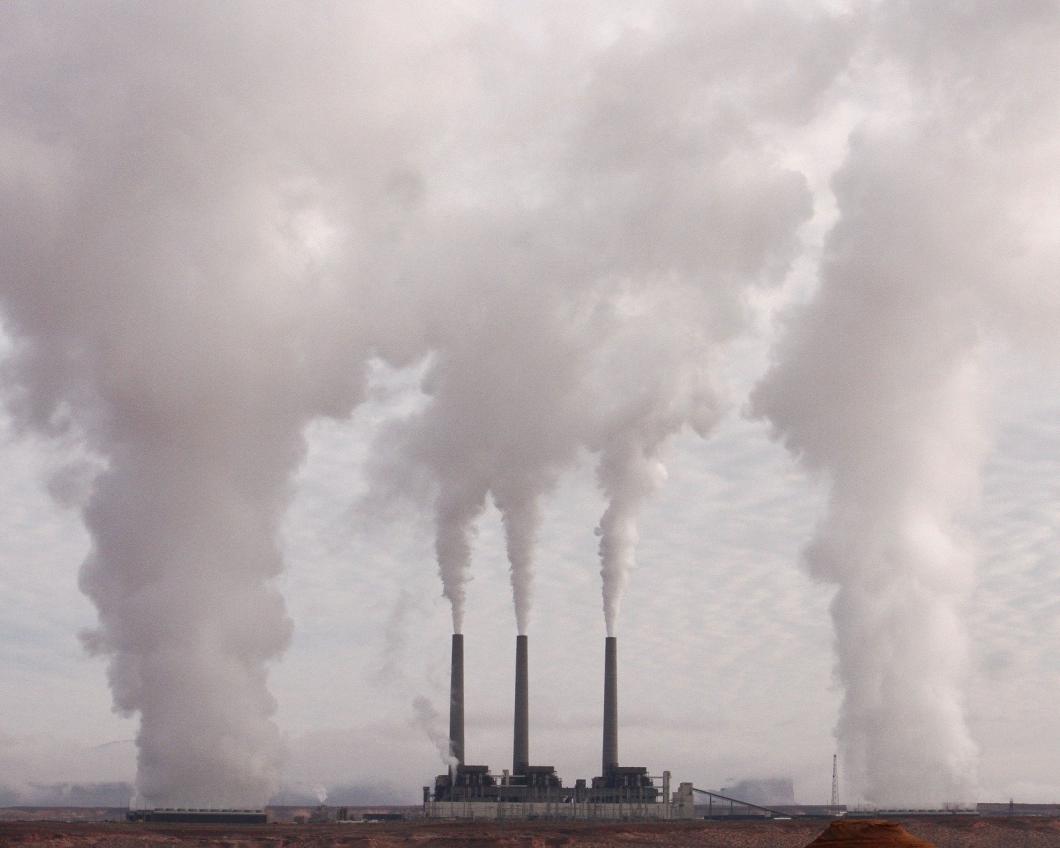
[1,817,1059,848]
[805,820,936,846]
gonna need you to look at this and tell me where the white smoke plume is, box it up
[0,2,431,806]
[1,6,853,807]
[753,0,1060,806]
[13,0,1038,811]
[411,696,457,771]
[367,1,853,636]
[589,296,731,637]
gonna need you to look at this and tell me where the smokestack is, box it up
[513,635,529,773]
[602,635,618,775]
[449,633,464,767]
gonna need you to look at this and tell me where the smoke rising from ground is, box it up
[0,1,407,806]
[753,0,1060,806]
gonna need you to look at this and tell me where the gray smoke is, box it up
[366,1,852,637]
[590,303,730,637]
[0,1,853,803]
[14,0,1042,812]
[753,0,1060,806]
[0,2,395,806]
[411,696,457,771]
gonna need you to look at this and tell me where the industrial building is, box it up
[126,808,267,824]
[425,633,696,820]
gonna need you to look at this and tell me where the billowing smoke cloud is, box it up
[1,3,855,804]
[753,0,1060,806]
[0,1,429,806]
[590,297,729,637]
[368,1,853,636]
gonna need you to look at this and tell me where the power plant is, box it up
[426,634,695,820]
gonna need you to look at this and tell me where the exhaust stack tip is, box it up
[602,636,618,775]
[449,633,465,767]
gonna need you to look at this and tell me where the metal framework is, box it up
[692,786,795,819]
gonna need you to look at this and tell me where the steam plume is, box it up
[0,0,917,805]
[369,1,850,637]
[434,488,486,636]
[590,305,731,636]
[0,2,400,805]
[753,0,1060,805]
[411,696,457,771]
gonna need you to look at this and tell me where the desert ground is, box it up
[2,816,1060,848]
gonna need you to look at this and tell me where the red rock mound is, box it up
[805,819,937,847]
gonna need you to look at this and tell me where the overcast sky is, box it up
[3,330,1057,805]
[1,0,1058,808]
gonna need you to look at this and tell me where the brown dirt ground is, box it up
[804,819,936,846]
[1,817,1058,848]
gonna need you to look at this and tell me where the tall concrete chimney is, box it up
[513,635,529,773]
[449,633,464,767]
[602,635,618,775]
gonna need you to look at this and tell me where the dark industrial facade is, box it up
[427,634,690,819]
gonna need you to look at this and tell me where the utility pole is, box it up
[831,754,839,813]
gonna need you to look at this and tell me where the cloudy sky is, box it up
[1,0,1058,809]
